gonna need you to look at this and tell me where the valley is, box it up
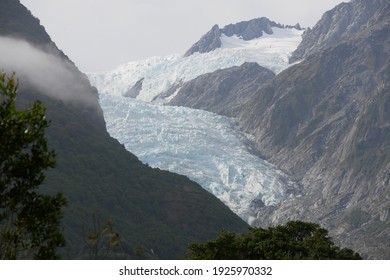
[88,0,390,259]
[88,24,304,224]
[1,0,388,260]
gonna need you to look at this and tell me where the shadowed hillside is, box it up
[0,0,248,259]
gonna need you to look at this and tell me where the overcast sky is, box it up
[19,0,347,72]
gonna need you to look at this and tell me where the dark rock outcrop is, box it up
[124,77,144,98]
[184,24,222,57]
[152,80,184,103]
[221,17,276,40]
[169,62,275,117]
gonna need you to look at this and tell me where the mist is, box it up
[0,36,96,105]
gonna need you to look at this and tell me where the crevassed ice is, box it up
[100,95,294,224]
[88,27,303,224]
[88,28,303,102]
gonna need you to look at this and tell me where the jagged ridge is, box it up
[184,17,302,57]
[290,0,388,62]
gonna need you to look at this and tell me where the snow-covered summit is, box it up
[88,27,303,103]
[184,17,303,57]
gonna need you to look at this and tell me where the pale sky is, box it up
[19,0,347,72]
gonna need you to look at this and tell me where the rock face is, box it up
[222,17,275,40]
[237,2,390,259]
[174,0,390,259]
[184,24,222,57]
[290,0,388,62]
[169,62,275,117]
[184,17,300,57]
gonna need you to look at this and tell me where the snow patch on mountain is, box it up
[220,27,303,71]
[88,27,303,103]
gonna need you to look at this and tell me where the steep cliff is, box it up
[238,2,390,259]
[290,0,388,62]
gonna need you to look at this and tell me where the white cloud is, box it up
[0,36,96,104]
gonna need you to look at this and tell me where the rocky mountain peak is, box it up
[290,0,389,62]
[221,17,275,40]
[183,24,222,57]
[184,17,302,57]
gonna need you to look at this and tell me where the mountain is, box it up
[290,0,388,62]
[0,0,50,44]
[88,24,303,104]
[0,0,248,259]
[164,0,390,259]
[184,17,302,57]
[236,1,390,259]
[53,0,389,259]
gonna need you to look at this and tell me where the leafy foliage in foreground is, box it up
[0,72,67,259]
[187,221,362,260]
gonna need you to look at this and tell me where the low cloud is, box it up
[0,36,97,105]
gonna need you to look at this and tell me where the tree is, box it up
[0,72,67,259]
[186,220,362,260]
[85,215,122,259]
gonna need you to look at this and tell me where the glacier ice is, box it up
[99,95,296,223]
[88,27,303,103]
[88,26,303,224]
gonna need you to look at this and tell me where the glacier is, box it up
[100,95,297,223]
[88,26,303,224]
[88,27,303,103]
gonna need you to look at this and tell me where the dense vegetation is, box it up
[0,0,51,45]
[187,221,362,260]
[0,72,66,259]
